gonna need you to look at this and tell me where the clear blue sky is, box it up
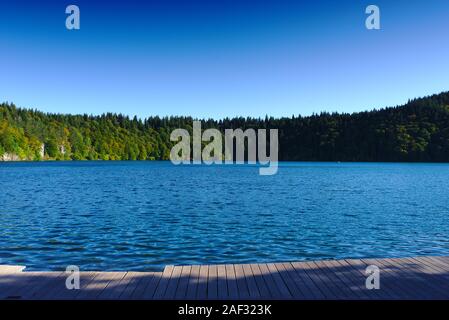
[1,0,449,119]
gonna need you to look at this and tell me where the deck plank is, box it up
[234,264,250,299]
[265,263,291,299]
[249,264,271,299]
[310,261,349,299]
[61,272,103,300]
[386,258,449,299]
[339,259,392,300]
[1,272,57,300]
[257,263,282,299]
[76,272,125,300]
[431,256,449,268]
[316,260,365,300]
[273,263,304,299]
[140,272,163,299]
[129,272,156,300]
[0,272,34,299]
[174,266,192,300]
[225,264,239,299]
[207,265,218,300]
[98,272,133,299]
[299,261,339,299]
[32,271,81,300]
[72,272,105,300]
[421,256,449,276]
[164,266,182,300]
[375,258,431,300]
[289,262,325,299]
[294,261,334,299]
[242,264,260,299]
[344,258,400,300]
[360,258,411,300]
[217,265,228,300]
[153,265,174,299]
[410,257,446,274]
[328,260,372,300]
[95,272,127,299]
[196,265,209,299]
[185,265,200,299]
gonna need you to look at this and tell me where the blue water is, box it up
[1,161,449,271]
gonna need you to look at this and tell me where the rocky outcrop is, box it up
[39,144,45,159]
[0,153,21,161]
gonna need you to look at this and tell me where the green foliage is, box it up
[1,91,449,161]
[45,138,58,158]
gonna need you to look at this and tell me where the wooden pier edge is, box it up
[0,265,26,273]
[1,257,449,300]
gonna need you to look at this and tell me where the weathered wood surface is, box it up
[0,265,26,273]
[1,256,449,300]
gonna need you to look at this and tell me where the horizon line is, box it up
[2,90,448,122]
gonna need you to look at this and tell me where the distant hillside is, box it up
[1,91,449,162]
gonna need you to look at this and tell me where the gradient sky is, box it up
[1,0,449,119]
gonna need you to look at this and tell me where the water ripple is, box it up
[1,161,449,271]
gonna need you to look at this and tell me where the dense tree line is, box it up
[1,91,449,162]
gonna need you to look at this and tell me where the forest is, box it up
[1,91,449,162]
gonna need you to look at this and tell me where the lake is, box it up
[1,161,449,271]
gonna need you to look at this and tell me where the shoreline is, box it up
[3,159,449,164]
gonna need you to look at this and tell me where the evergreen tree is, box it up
[1,91,449,162]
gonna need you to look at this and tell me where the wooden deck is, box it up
[1,256,449,300]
